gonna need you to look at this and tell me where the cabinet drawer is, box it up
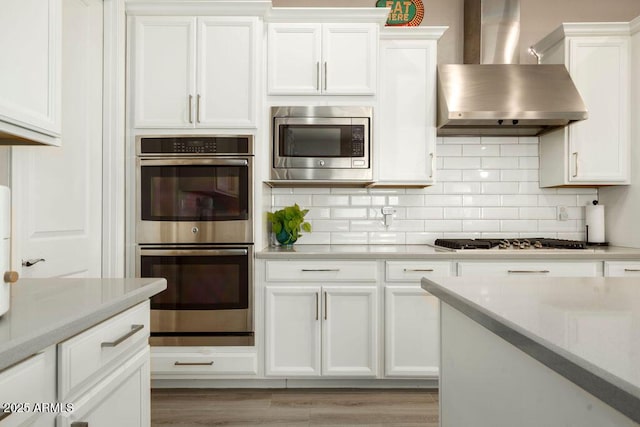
[0,347,55,427]
[266,261,378,282]
[457,261,601,277]
[604,261,640,277]
[152,352,257,376]
[386,261,453,282]
[58,301,150,400]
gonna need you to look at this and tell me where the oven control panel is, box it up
[137,136,253,156]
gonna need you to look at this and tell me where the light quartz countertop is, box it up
[422,276,640,423]
[0,277,166,371]
[256,244,640,260]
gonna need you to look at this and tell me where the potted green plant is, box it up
[267,204,311,247]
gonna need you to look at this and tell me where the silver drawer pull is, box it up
[624,269,640,272]
[0,412,12,422]
[404,268,435,272]
[174,361,214,366]
[101,324,144,348]
[301,269,340,272]
[507,270,550,274]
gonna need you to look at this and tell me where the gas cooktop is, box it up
[434,238,588,250]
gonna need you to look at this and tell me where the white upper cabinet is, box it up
[534,23,631,187]
[268,23,377,95]
[132,16,258,128]
[376,28,446,186]
[0,0,61,145]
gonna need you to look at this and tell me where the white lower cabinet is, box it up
[265,285,377,377]
[457,261,602,277]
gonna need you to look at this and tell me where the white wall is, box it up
[599,18,640,248]
[270,136,597,245]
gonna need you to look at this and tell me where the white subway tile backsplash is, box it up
[462,145,500,157]
[482,207,519,220]
[444,207,481,219]
[406,207,444,220]
[313,195,350,206]
[443,157,482,169]
[443,182,482,194]
[272,136,591,243]
[331,207,368,219]
[501,144,538,157]
[331,232,368,245]
[482,157,519,169]
[463,195,501,206]
[462,170,500,182]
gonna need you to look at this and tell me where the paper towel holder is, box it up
[586,200,609,246]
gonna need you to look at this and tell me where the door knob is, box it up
[4,271,19,283]
[22,258,45,267]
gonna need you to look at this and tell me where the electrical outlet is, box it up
[557,206,569,221]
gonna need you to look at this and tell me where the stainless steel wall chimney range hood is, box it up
[436,0,588,137]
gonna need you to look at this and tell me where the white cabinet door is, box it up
[378,38,437,184]
[197,17,257,127]
[267,24,322,94]
[132,16,196,128]
[567,37,629,184]
[267,23,376,95]
[385,286,439,377]
[322,24,377,95]
[0,0,61,144]
[322,286,377,377]
[264,286,321,376]
[57,346,150,427]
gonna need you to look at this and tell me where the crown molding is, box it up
[126,0,272,16]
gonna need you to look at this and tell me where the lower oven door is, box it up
[137,245,253,345]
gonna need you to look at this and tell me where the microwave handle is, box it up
[139,249,248,257]
[139,158,248,167]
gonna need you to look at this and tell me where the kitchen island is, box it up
[422,276,640,427]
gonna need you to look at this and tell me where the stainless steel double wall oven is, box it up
[135,135,254,346]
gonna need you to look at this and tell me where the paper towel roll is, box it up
[585,204,605,243]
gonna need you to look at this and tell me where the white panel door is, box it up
[385,286,439,377]
[197,17,256,127]
[568,37,629,183]
[322,286,377,377]
[265,286,321,376]
[11,0,103,278]
[132,16,196,128]
[323,24,377,95]
[378,39,436,184]
[267,23,322,95]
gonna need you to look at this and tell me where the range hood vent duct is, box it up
[437,0,587,137]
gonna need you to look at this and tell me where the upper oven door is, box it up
[273,117,369,169]
[136,157,253,244]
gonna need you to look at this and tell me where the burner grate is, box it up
[434,238,587,250]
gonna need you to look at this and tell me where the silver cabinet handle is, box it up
[140,248,247,257]
[572,152,578,177]
[507,270,550,274]
[188,94,193,123]
[101,324,144,348]
[624,269,640,272]
[71,422,88,427]
[324,291,328,320]
[174,361,214,366]
[429,153,435,178]
[323,61,327,91]
[315,292,319,321]
[22,258,45,267]
[404,268,434,272]
[0,412,12,422]
[316,62,320,91]
[196,94,201,123]
[301,269,340,272]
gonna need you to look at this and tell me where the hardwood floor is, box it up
[151,389,439,426]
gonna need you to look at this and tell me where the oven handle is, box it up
[139,249,248,257]
[139,158,249,167]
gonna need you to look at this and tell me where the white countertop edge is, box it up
[0,278,167,372]
[421,277,640,423]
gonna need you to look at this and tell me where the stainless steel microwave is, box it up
[271,106,373,181]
